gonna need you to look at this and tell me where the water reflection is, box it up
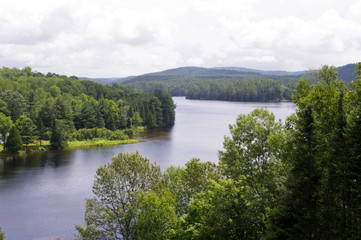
[0,150,74,179]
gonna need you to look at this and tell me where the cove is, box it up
[0,97,296,239]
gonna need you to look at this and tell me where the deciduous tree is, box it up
[76,152,162,240]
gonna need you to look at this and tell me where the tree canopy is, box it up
[0,67,175,153]
[77,63,361,240]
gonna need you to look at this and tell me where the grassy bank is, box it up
[66,139,138,149]
[0,138,139,157]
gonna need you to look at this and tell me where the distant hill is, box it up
[81,63,358,102]
[212,67,305,76]
[79,76,133,85]
[336,63,358,83]
[121,66,304,83]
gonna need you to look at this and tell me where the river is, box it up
[0,97,296,239]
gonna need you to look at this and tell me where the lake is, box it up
[0,97,296,239]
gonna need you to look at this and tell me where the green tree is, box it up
[163,158,220,216]
[0,112,13,149]
[16,115,38,150]
[145,112,157,129]
[78,98,99,129]
[50,119,68,149]
[179,179,259,240]
[1,90,27,121]
[153,89,176,127]
[4,125,22,154]
[76,152,162,240]
[219,108,284,236]
[269,105,321,240]
[136,189,178,240]
[342,62,361,238]
[268,65,352,240]
[49,85,61,98]
[0,99,10,116]
[132,112,143,127]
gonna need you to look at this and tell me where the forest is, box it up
[0,67,175,154]
[75,64,361,240]
[120,67,299,102]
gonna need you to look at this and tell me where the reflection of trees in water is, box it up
[133,127,173,141]
[0,150,73,179]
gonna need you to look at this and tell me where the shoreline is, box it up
[0,138,139,158]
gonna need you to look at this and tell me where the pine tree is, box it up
[5,125,23,154]
[50,120,68,149]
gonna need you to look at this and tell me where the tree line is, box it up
[186,78,296,101]
[0,67,175,153]
[76,64,361,239]
[121,72,298,102]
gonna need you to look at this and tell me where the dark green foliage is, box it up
[179,179,260,240]
[1,90,27,121]
[186,78,291,102]
[120,66,300,102]
[272,105,321,240]
[5,126,22,154]
[0,67,176,151]
[50,120,68,149]
[71,128,128,141]
[154,89,176,127]
[267,64,361,240]
[16,116,38,149]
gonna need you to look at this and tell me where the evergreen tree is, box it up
[5,125,22,154]
[145,112,157,129]
[50,120,68,149]
[16,116,38,150]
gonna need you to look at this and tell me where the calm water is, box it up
[0,97,296,239]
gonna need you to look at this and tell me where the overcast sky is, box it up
[0,0,360,77]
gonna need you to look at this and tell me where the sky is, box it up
[0,0,360,78]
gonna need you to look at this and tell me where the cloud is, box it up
[0,0,360,77]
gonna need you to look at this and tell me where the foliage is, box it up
[0,227,4,240]
[16,115,38,149]
[179,179,260,240]
[75,64,361,240]
[76,152,162,240]
[71,128,128,141]
[163,158,220,216]
[50,119,69,149]
[0,67,175,151]
[4,126,22,154]
[120,67,299,102]
[219,108,286,237]
[267,64,361,240]
[0,112,13,148]
[136,189,178,240]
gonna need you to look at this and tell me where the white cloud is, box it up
[0,0,360,77]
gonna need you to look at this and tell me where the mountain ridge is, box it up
[80,63,358,85]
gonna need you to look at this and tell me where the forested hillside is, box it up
[120,67,300,102]
[117,64,358,102]
[77,64,361,239]
[0,67,175,153]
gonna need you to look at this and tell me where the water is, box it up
[0,97,296,239]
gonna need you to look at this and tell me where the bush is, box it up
[71,128,128,141]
